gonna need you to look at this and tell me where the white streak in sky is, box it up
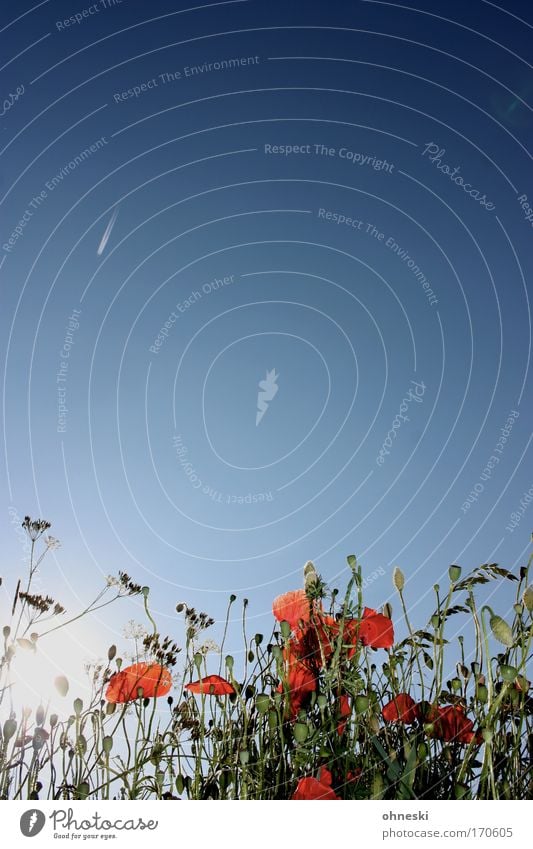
[97,206,119,256]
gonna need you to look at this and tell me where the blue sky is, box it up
[1,0,532,699]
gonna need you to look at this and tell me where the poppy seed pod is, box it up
[448,565,462,583]
[293,722,309,743]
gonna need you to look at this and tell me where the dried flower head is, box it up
[22,517,51,541]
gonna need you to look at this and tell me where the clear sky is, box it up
[1,0,532,704]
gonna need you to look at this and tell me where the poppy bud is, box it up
[280,620,292,639]
[225,655,234,670]
[176,775,185,794]
[500,664,517,682]
[230,594,237,603]
[73,698,83,717]
[393,567,405,592]
[317,694,327,710]
[514,603,523,616]
[2,625,10,638]
[448,565,462,583]
[256,694,270,714]
[268,710,278,730]
[304,560,318,589]
[523,585,533,612]
[355,695,369,713]
[141,586,150,598]
[488,609,514,648]
[369,715,380,734]
[106,702,116,715]
[76,782,90,799]
[293,722,309,743]
[108,645,117,661]
[254,633,263,645]
[50,714,58,728]
[3,719,17,742]
[417,743,428,759]
[102,736,113,754]
[430,615,440,629]
[476,684,488,703]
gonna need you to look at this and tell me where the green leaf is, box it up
[398,742,418,799]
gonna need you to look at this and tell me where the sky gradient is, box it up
[1,0,532,703]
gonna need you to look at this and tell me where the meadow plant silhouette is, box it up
[1,518,532,800]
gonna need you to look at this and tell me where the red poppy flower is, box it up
[337,694,351,736]
[292,614,339,668]
[358,607,394,649]
[277,659,317,719]
[339,608,394,657]
[426,704,480,745]
[185,674,235,696]
[292,766,340,800]
[273,589,314,630]
[105,663,172,703]
[382,693,419,724]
